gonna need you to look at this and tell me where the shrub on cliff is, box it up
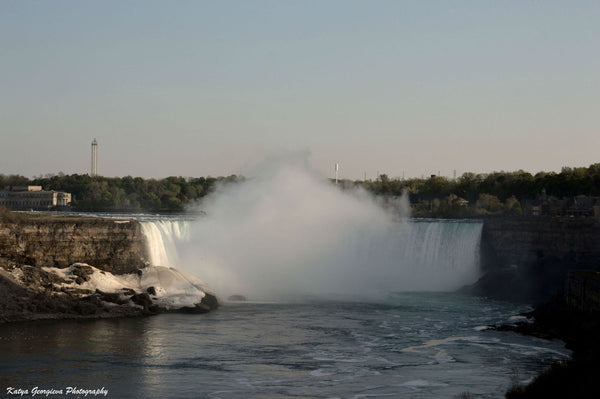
[0,206,27,223]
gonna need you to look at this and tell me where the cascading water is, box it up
[140,220,191,267]
[138,160,484,302]
[141,217,482,301]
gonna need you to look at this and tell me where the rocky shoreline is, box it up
[487,297,600,398]
[0,263,218,324]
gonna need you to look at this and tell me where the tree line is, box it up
[2,163,599,214]
[350,163,600,217]
[0,173,241,212]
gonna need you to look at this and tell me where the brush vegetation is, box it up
[0,173,241,212]
[2,163,600,213]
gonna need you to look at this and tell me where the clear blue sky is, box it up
[1,0,598,179]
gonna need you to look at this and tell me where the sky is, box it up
[1,0,599,180]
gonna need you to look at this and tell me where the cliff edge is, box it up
[0,213,217,322]
[465,216,600,304]
[0,215,147,274]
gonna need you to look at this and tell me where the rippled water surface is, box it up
[0,293,568,398]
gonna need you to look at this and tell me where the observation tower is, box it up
[91,138,98,177]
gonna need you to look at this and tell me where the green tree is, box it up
[504,195,522,215]
[475,193,504,215]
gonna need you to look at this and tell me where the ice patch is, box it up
[142,266,212,309]
[43,263,213,311]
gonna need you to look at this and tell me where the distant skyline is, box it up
[1,1,599,180]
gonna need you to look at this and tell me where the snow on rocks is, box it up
[42,263,217,313]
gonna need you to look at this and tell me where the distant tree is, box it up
[475,194,504,215]
[504,195,522,215]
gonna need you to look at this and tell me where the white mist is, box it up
[175,159,482,302]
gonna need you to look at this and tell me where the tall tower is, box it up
[91,138,98,177]
[335,163,339,184]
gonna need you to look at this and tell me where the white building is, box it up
[0,186,72,210]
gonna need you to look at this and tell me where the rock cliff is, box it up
[0,216,218,322]
[481,217,600,271]
[469,217,600,303]
[565,270,600,313]
[0,217,147,274]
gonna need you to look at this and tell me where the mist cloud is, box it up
[180,156,481,302]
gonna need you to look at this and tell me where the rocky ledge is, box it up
[0,263,218,323]
[485,297,600,398]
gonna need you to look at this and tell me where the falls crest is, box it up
[140,218,483,301]
[141,220,191,267]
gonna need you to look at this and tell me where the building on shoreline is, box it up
[526,195,600,218]
[0,186,71,211]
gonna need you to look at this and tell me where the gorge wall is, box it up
[0,217,147,274]
[481,217,600,271]
[2,214,598,306]
[476,216,600,304]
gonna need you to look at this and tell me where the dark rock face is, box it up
[0,218,147,274]
[565,270,600,313]
[470,217,600,304]
[201,293,219,310]
[481,217,600,273]
[460,267,533,303]
[73,264,94,284]
[130,293,153,310]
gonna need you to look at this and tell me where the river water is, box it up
[0,210,569,398]
[0,293,567,399]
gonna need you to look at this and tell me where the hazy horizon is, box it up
[2,156,600,182]
[1,1,598,180]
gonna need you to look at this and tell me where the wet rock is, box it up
[20,265,65,288]
[1,263,218,322]
[179,303,211,313]
[96,290,129,305]
[130,293,153,310]
[201,293,219,310]
[72,264,94,282]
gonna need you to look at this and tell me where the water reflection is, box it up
[0,317,149,397]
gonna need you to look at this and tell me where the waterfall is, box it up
[165,216,484,301]
[140,220,191,267]
[388,220,483,290]
[318,219,484,295]
[139,217,483,300]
